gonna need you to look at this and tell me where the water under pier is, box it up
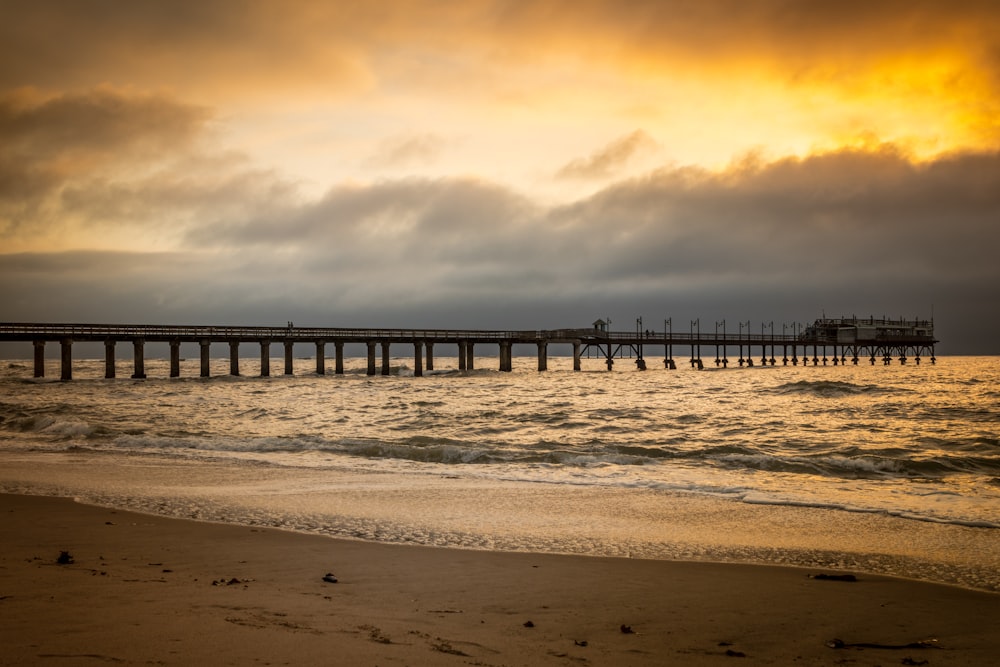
[0,317,937,381]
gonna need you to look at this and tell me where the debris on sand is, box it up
[56,551,74,565]
[212,577,250,586]
[322,573,338,583]
[810,573,857,582]
[826,637,940,650]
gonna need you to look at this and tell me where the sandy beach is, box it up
[1,493,998,666]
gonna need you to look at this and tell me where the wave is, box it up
[770,380,901,397]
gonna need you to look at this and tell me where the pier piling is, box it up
[229,341,240,376]
[169,340,180,378]
[60,338,72,381]
[105,340,116,379]
[200,340,211,377]
[315,341,326,375]
[284,341,294,375]
[33,340,45,378]
[260,340,270,377]
[132,339,146,379]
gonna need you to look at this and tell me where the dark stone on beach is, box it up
[811,573,857,582]
[322,573,338,583]
[620,624,634,634]
[212,577,246,586]
[523,620,534,628]
[725,649,746,657]
[56,551,74,565]
[574,640,588,647]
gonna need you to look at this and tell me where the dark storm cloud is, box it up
[557,147,1000,285]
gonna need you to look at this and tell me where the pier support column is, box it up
[60,338,73,381]
[284,341,294,375]
[229,341,240,376]
[200,340,211,377]
[169,339,180,378]
[367,342,377,375]
[458,342,467,371]
[132,339,146,379]
[260,340,271,377]
[335,341,345,375]
[465,343,475,370]
[33,340,45,378]
[573,342,582,371]
[414,342,423,377]
[315,342,326,375]
[198,339,212,377]
[381,342,391,376]
[537,342,547,372]
[499,342,511,372]
[426,342,434,371]
[105,339,116,379]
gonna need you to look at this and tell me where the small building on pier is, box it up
[799,317,936,364]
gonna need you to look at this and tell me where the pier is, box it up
[0,317,937,380]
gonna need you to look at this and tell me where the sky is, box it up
[1,0,999,354]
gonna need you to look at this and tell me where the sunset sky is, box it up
[2,1,999,353]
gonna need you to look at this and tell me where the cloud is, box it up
[555,130,657,180]
[4,2,998,104]
[0,3,374,99]
[0,87,300,250]
[554,146,1000,288]
[364,133,447,168]
[4,140,996,350]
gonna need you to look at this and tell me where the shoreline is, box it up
[3,451,999,594]
[3,492,1000,665]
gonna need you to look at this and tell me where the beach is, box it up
[2,493,998,666]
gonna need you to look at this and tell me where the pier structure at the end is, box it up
[0,316,937,381]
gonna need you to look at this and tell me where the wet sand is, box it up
[2,493,998,666]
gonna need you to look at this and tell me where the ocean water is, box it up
[2,354,998,591]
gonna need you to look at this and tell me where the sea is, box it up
[2,353,998,591]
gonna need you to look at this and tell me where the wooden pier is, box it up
[0,317,937,380]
